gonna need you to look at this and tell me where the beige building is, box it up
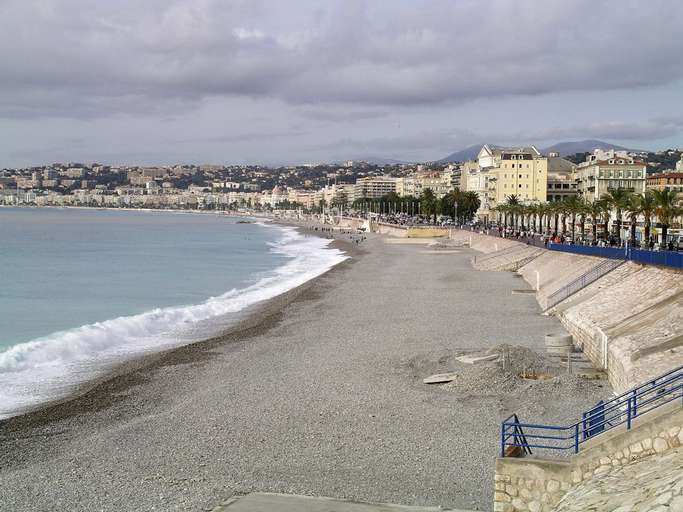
[395,176,421,197]
[546,154,578,202]
[417,170,454,198]
[478,145,548,208]
[646,172,683,198]
[576,149,646,200]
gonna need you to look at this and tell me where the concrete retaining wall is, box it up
[494,403,683,512]
[555,263,683,393]
[449,229,683,393]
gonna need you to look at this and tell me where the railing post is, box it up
[632,390,637,417]
[574,424,579,454]
[501,423,506,458]
[627,397,632,430]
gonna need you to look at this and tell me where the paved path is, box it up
[214,492,474,512]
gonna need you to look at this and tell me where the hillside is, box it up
[436,139,642,163]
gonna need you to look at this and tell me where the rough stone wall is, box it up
[494,405,683,512]
[554,445,683,511]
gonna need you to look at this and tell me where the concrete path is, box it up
[214,493,474,512]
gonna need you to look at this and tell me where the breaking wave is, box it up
[0,224,347,419]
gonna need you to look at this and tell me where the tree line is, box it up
[493,189,682,249]
[352,189,481,224]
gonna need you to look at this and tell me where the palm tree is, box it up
[652,189,680,248]
[420,188,438,224]
[624,194,642,247]
[598,198,611,242]
[586,200,602,245]
[577,199,589,242]
[504,195,521,230]
[602,188,632,244]
[563,196,584,241]
[640,191,656,245]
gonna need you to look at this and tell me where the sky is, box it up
[1,0,682,167]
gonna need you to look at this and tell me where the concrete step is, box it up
[213,493,474,512]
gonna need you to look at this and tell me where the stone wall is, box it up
[494,403,683,512]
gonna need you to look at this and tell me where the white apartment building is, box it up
[353,176,396,201]
[576,150,647,200]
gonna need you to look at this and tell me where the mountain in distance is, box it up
[435,144,485,163]
[437,139,644,163]
[541,139,640,156]
[338,155,413,165]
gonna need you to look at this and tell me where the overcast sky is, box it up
[1,0,682,167]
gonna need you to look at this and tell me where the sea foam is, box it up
[0,224,347,419]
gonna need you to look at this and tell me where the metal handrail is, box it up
[501,364,683,457]
[545,258,623,309]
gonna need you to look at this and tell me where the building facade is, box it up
[546,155,578,202]
[352,176,397,201]
[576,150,647,200]
[647,172,683,197]
[478,145,548,208]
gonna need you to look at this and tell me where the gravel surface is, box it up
[0,232,610,511]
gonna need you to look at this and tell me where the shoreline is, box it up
[0,228,602,511]
[0,243,358,431]
[0,218,359,425]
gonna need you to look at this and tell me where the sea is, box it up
[0,207,347,418]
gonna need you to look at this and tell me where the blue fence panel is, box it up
[630,249,683,269]
[548,243,683,269]
[547,243,627,260]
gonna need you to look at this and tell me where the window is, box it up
[519,184,522,188]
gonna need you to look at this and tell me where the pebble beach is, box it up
[0,228,609,511]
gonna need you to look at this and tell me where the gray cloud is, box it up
[1,0,683,120]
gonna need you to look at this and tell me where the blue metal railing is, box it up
[547,243,683,269]
[501,364,683,458]
[545,259,624,309]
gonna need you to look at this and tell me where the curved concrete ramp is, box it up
[214,493,473,512]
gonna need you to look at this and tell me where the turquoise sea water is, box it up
[0,207,346,418]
